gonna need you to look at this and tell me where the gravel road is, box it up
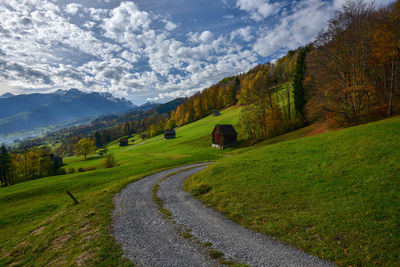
[113,163,334,267]
[112,163,216,267]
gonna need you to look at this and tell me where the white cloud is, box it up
[230,26,253,42]
[1,0,338,103]
[83,21,96,29]
[103,2,151,36]
[236,0,280,21]
[164,20,177,31]
[253,0,333,57]
[87,7,108,21]
[199,31,214,43]
[147,88,200,101]
[65,3,82,15]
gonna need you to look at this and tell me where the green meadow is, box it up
[186,116,400,266]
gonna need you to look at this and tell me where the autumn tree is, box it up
[239,64,285,140]
[74,138,96,159]
[307,0,376,125]
[372,1,400,116]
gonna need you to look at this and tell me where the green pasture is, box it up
[186,116,400,266]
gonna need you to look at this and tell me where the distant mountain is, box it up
[138,101,160,111]
[0,89,136,137]
[0,92,14,98]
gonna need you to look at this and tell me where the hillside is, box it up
[185,116,400,266]
[0,107,240,266]
[0,89,135,139]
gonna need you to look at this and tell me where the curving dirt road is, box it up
[112,163,334,267]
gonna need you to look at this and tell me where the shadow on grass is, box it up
[83,155,104,161]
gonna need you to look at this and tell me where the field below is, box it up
[185,116,400,266]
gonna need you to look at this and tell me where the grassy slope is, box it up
[0,107,240,266]
[185,116,400,266]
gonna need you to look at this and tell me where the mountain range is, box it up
[0,89,140,140]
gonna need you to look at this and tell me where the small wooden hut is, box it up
[213,110,220,116]
[164,129,176,140]
[119,138,129,146]
[211,124,237,149]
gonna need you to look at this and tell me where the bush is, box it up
[68,167,75,174]
[56,168,66,175]
[191,184,211,196]
[78,167,85,172]
[102,154,116,168]
[85,166,97,171]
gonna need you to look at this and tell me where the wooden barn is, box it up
[213,110,220,116]
[164,129,176,140]
[119,138,129,146]
[211,124,237,149]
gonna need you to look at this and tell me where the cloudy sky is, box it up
[0,0,394,104]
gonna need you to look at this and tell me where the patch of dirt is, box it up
[52,234,71,251]
[32,226,46,236]
[0,249,11,258]
[82,231,99,242]
[46,256,67,267]
[302,119,337,137]
[8,261,22,267]
[75,251,92,266]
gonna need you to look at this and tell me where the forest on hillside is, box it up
[165,0,400,141]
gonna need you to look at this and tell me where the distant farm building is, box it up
[164,129,176,140]
[212,124,237,149]
[119,138,129,146]
[213,110,220,116]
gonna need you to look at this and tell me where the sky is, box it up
[0,0,394,104]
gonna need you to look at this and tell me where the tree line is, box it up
[0,144,63,186]
[305,0,400,125]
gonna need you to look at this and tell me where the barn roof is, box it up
[213,124,237,135]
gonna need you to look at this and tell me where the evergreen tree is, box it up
[292,46,310,120]
[94,131,103,148]
[0,144,11,187]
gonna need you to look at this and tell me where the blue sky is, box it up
[0,0,394,104]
